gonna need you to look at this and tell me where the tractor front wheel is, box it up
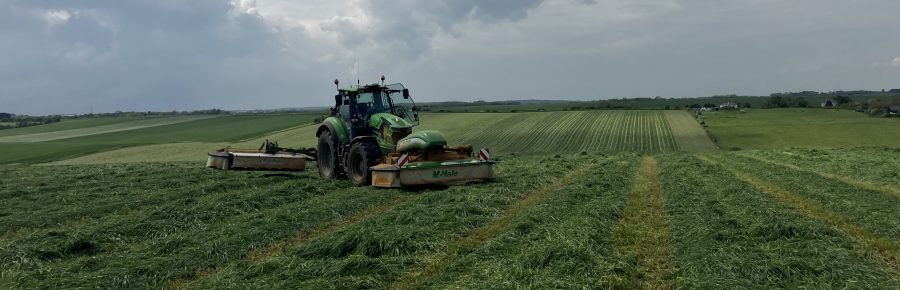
[347,141,382,186]
[317,130,342,178]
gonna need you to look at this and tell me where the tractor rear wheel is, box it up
[347,140,382,186]
[317,130,342,178]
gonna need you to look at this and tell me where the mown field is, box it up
[2,148,899,288]
[2,109,899,288]
[703,108,900,150]
[53,110,715,165]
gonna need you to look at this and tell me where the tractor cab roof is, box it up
[338,83,405,93]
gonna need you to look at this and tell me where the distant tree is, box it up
[741,102,752,108]
[766,96,786,108]
[835,95,851,105]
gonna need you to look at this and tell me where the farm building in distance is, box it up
[719,102,739,110]
[821,99,837,107]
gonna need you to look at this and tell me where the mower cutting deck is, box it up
[206,141,314,171]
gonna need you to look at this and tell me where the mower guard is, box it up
[370,159,495,188]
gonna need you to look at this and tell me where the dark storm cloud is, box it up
[321,0,545,60]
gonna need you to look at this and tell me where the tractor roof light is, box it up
[380,75,385,85]
[334,79,339,90]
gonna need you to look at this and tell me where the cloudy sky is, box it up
[2,0,899,115]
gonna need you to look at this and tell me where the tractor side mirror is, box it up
[402,89,410,99]
[334,95,341,107]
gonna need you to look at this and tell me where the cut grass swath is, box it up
[391,160,608,289]
[611,156,674,288]
[736,152,900,199]
[698,154,900,277]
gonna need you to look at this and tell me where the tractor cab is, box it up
[334,82,419,139]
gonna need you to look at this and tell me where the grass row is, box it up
[185,154,606,288]
[443,111,687,154]
[709,153,900,240]
[656,153,899,288]
[738,147,900,189]
[609,156,674,288]
[1,154,590,288]
[411,154,641,288]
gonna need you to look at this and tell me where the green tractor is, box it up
[316,77,494,187]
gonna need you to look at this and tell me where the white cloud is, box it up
[892,56,900,67]
[42,9,71,26]
[230,0,260,17]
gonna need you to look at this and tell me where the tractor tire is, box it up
[317,130,342,178]
[347,140,383,186]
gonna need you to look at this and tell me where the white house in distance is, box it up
[719,102,739,109]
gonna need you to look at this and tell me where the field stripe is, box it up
[658,112,672,152]
[596,111,617,152]
[607,111,624,151]
[582,111,606,152]
[656,112,668,152]
[0,116,218,143]
[569,111,596,152]
[697,155,900,276]
[660,112,678,151]
[595,112,615,152]
[391,162,601,289]
[736,152,900,199]
[611,156,674,288]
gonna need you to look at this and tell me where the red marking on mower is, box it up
[397,154,410,167]
[479,148,491,161]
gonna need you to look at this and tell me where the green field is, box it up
[2,109,899,287]
[0,116,216,142]
[0,116,152,137]
[53,111,716,165]
[703,109,900,150]
[2,148,899,288]
[0,114,321,164]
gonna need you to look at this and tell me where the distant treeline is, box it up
[0,114,62,130]
[421,100,523,107]
[89,108,228,117]
[0,109,230,130]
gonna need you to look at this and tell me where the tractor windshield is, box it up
[386,83,418,125]
[356,90,390,117]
